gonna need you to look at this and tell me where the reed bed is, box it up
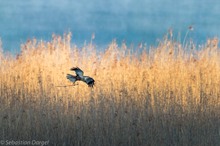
[0,33,220,146]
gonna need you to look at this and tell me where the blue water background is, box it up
[0,0,220,54]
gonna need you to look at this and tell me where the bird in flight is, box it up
[66,67,95,87]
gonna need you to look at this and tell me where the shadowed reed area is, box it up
[0,33,220,146]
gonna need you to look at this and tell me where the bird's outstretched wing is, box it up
[70,67,84,78]
[82,76,95,87]
[66,74,77,83]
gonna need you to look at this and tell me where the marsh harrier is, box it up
[66,67,95,87]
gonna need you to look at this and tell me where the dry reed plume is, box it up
[0,33,220,145]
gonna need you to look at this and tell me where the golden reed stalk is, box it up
[0,33,219,145]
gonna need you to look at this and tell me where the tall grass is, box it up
[0,33,220,146]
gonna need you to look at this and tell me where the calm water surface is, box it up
[0,0,220,54]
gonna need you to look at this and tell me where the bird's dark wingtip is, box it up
[88,81,95,88]
[71,66,81,71]
[70,67,76,70]
[88,84,94,88]
[66,74,72,77]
